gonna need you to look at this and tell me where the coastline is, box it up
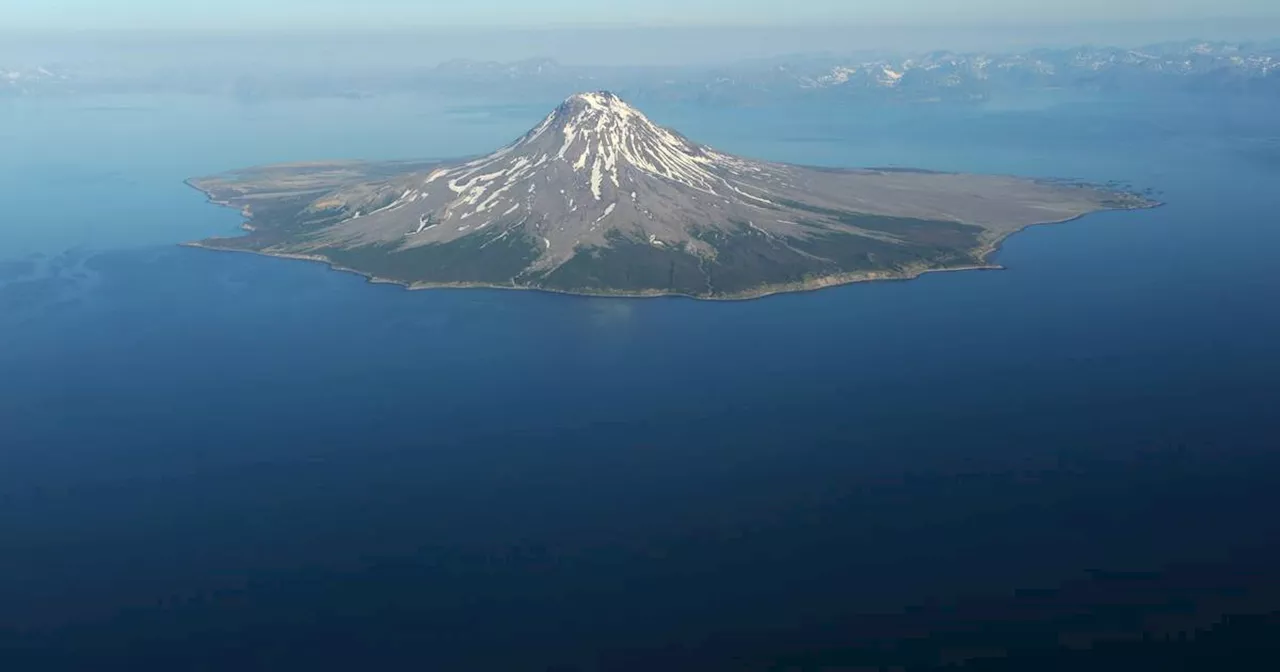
[183,180,1160,302]
[182,239,1004,302]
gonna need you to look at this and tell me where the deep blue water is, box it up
[3,92,1280,670]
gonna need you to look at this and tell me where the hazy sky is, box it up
[3,1,1278,68]
[7,0,1280,30]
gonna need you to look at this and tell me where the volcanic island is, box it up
[187,91,1155,299]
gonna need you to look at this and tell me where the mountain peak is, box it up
[485,90,725,207]
[554,90,641,121]
[562,91,637,114]
[565,90,623,105]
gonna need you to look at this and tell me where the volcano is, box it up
[187,91,1152,298]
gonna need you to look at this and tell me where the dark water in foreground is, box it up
[2,93,1280,670]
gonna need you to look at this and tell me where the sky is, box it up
[5,0,1280,31]
[3,1,1277,67]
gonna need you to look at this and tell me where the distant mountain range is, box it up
[5,41,1277,102]
[0,66,70,94]
[770,41,1280,99]
[426,41,1280,103]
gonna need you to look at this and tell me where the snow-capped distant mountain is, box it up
[0,66,71,95]
[758,42,1280,98]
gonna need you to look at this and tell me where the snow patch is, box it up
[594,202,616,224]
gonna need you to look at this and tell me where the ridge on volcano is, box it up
[187,91,1154,298]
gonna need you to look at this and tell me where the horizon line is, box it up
[3,16,1280,33]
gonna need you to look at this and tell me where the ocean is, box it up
[3,90,1280,670]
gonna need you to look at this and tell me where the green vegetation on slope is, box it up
[321,229,542,285]
[537,232,709,296]
[535,215,987,298]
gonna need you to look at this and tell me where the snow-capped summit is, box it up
[503,90,728,195]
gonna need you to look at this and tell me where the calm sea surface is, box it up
[2,91,1280,670]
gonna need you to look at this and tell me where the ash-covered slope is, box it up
[189,91,1152,298]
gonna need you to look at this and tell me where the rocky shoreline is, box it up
[184,177,1159,301]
